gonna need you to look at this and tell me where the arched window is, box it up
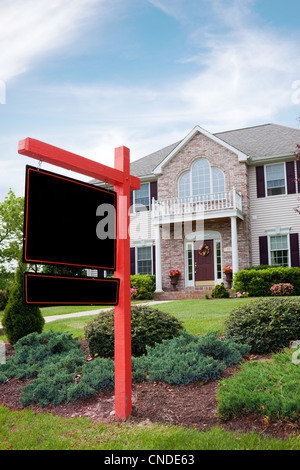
[212,167,225,194]
[178,171,190,198]
[191,159,210,196]
[178,159,225,198]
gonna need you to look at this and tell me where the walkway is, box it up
[0,300,173,330]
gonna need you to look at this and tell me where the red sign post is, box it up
[18,138,140,420]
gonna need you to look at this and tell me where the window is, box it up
[186,244,193,282]
[269,235,289,266]
[192,159,210,196]
[266,164,286,196]
[178,159,225,199]
[134,183,150,211]
[137,246,152,274]
[215,241,222,279]
[178,171,190,199]
[212,168,225,195]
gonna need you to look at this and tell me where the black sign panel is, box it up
[24,273,119,306]
[23,166,117,270]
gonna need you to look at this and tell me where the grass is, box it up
[156,297,258,335]
[1,296,300,450]
[1,406,300,450]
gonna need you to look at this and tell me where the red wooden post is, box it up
[18,138,140,421]
[114,146,132,420]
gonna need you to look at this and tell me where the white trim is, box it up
[184,231,222,287]
[153,126,249,174]
[267,232,291,267]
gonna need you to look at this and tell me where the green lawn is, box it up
[2,296,300,450]
[156,297,258,335]
[1,297,259,341]
[1,405,299,450]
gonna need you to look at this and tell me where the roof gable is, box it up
[152,126,249,175]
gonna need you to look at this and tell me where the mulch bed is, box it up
[1,342,300,440]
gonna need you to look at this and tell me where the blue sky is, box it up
[1,0,300,200]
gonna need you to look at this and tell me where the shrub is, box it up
[130,274,155,300]
[270,283,294,296]
[2,262,45,344]
[233,266,300,297]
[224,297,300,354]
[84,305,184,357]
[211,282,230,298]
[217,350,300,421]
[133,331,250,386]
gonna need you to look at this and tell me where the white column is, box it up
[231,216,239,274]
[154,224,163,292]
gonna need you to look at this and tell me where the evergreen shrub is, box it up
[84,305,184,357]
[2,262,44,344]
[217,350,300,421]
[133,331,250,386]
[225,297,300,354]
[211,282,230,298]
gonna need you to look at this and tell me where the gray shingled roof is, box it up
[215,123,300,159]
[130,141,181,177]
[130,123,300,178]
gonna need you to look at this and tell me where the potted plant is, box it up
[223,265,233,289]
[169,269,181,290]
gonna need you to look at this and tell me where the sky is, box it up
[1,0,300,200]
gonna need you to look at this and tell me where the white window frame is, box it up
[266,227,291,267]
[135,244,153,275]
[134,182,150,212]
[264,163,287,197]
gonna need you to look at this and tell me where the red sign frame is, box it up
[19,138,140,420]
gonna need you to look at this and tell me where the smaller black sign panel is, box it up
[23,166,117,270]
[24,273,120,306]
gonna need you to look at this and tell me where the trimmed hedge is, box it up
[233,266,300,297]
[224,297,300,354]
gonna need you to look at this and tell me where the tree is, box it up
[0,189,24,286]
[2,259,45,345]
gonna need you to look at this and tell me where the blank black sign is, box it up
[24,273,120,306]
[23,166,117,270]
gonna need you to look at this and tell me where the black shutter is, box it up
[130,247,136,275]
[256,166,265,198]
[259,236,268,265]
[152,245,156,275]
[290,233,300,267]
[297,161,300,193]
[286,162,296,194]
[130,191,133,213]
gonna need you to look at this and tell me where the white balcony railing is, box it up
[152,189,242,218]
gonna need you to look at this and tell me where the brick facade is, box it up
[156,132,251,291]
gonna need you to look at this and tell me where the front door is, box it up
[194,239,214,285]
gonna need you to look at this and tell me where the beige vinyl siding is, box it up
[130,210,154,245]
[248,163,300,265]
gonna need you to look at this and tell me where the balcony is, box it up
[152,189,243,222]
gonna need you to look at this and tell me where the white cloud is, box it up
[0,0,101,81]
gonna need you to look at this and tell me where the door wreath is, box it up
[199,244,210,256]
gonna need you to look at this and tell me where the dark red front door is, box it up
[194,239,214,284]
